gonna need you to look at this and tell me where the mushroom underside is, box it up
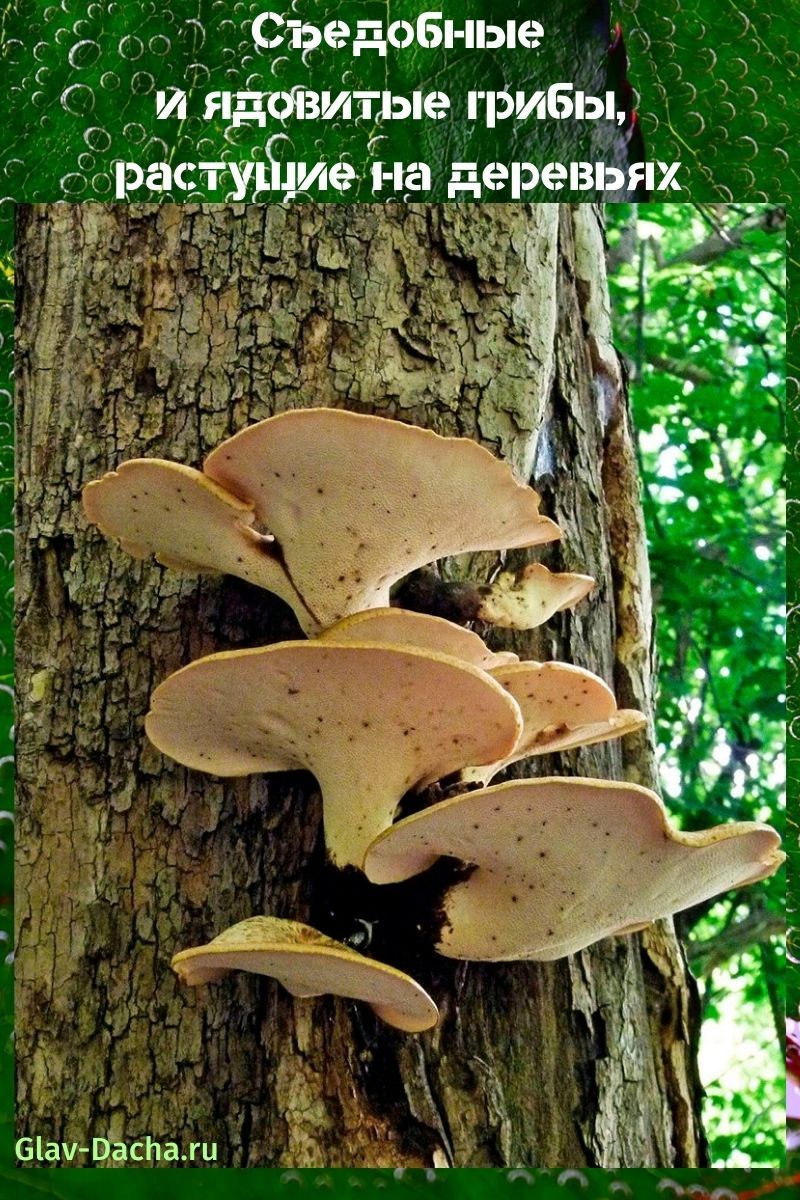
[363,778,784,961]
[145,639,523,869]
[456,660,645,786]
[172,916,439,1032]
[83,408,567,634]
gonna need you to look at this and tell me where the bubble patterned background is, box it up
[624,1,796,205]
[0,1163,798,1195]
[0,0,797,1186]
[1,0,641,209]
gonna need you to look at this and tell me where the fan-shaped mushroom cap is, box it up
[203,408,560,628]
[363,778,784,962]
[146,640,523,868]
[82,460,317,632]
[172,917,438,1032]
[460,662,646,785]
[318,608,518,670]
[477,563,595,629]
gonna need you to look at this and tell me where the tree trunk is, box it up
[15,202,707,1167]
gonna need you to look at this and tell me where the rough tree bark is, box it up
[15,203,707,1167]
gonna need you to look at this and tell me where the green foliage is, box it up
[699,947,786,1166]
[607,202,786,1167]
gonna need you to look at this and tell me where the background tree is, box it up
[606,203,786,1167]
[16,202,718,1168]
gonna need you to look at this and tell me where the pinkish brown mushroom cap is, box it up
[172,917,439,1032]
[477,563,595,629]
[83,410,561,633]
[203,408,561,628]
[318,608,518,670]
[460,661,646,785]
[82,460,317,632]
[363,778,784,962]
[146,640,523,869]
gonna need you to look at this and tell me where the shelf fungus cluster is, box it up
[85,408,784,1034]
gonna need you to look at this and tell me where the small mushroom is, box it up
[172,916,439,1032]
[318,607,518,670]
[145,640,523,868]
[476,562,595,629]
[82,460,317,632]
[363,778,784,962]
[459,662,646,785]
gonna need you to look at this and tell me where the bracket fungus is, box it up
[145,638,523,869]
[317,607,519,670]
[172,917,439,1032]
[83,460,317,630]
[476,563,595,629]
[83,406,782,1049]
[363,778,784,962]
[83,407,562,633]
[460,662,646,786]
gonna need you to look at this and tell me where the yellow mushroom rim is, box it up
[459,661,646,785]
[84,407,563,634]
[477,562,596,629]
[82,459,318,632]
[317,608,519,669]
[172,917,439,1033]
[317,617,644,791]
[145,638,523,869]
[363,778,784,962]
